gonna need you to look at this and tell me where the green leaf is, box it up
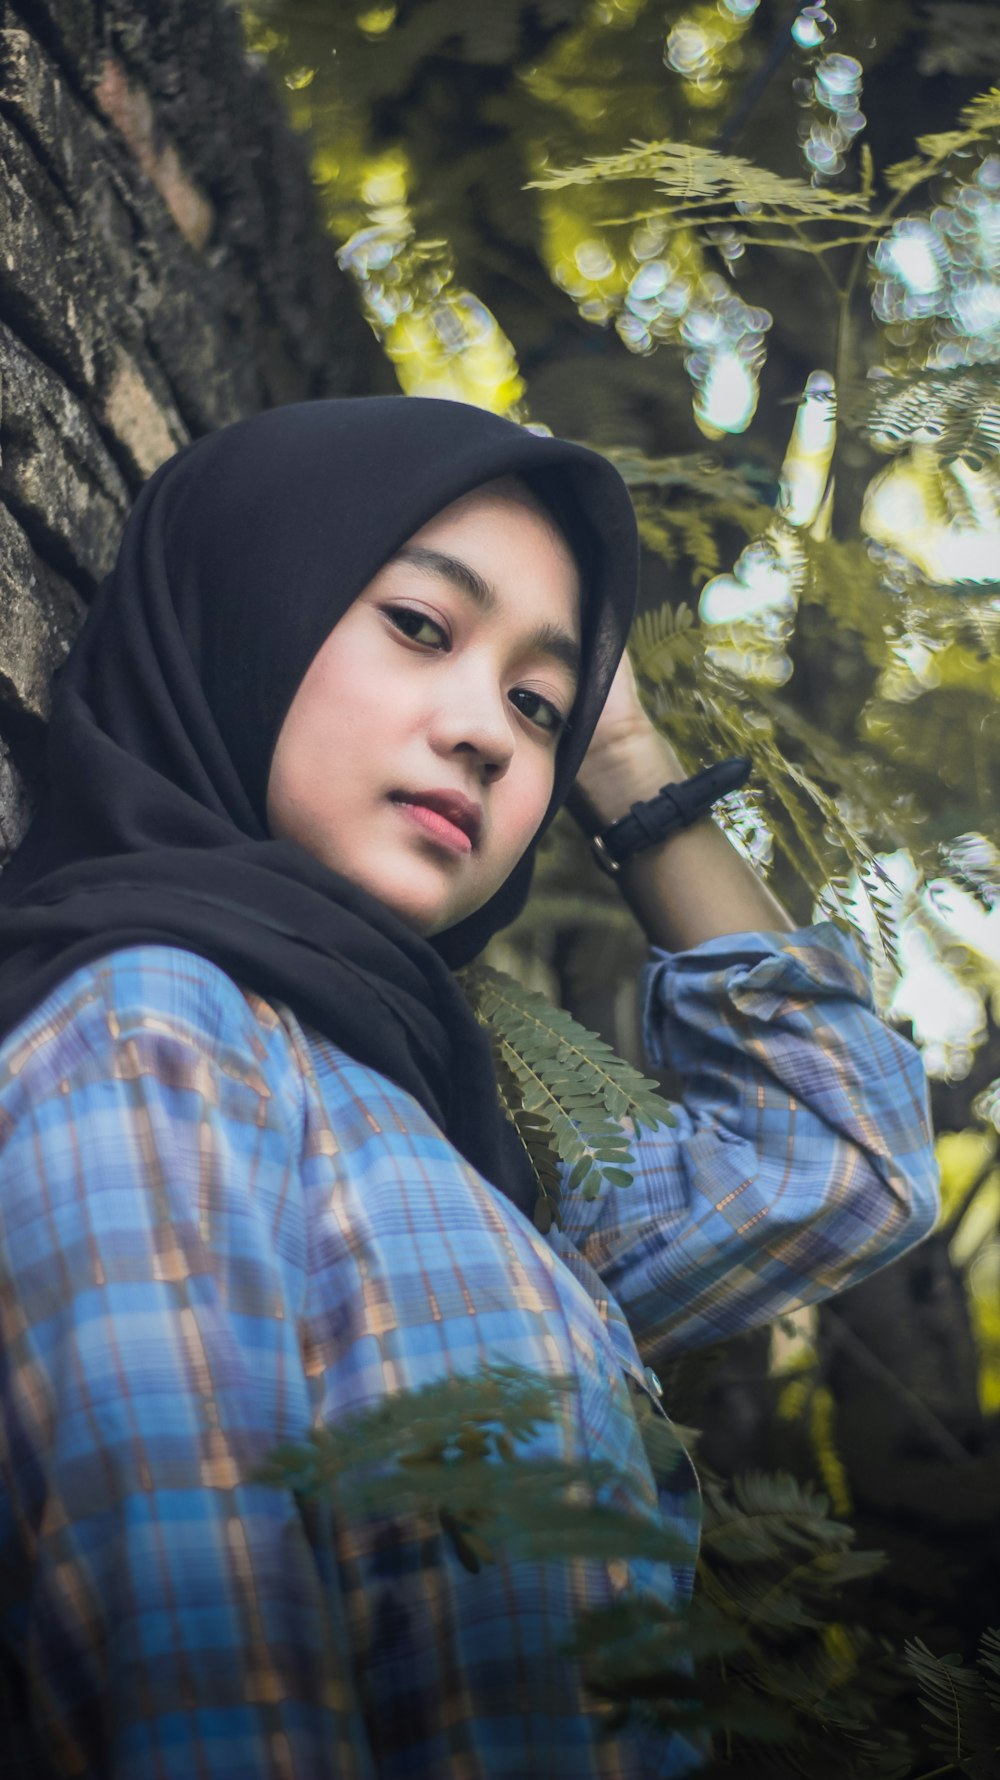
[864,364,1000,468]
[527,138,871,220]
[458,961,676,1219]
[904,1635,1000,1768]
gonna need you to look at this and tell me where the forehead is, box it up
[442,473,566,536]
[410,486,581,602]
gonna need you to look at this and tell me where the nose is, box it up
[429,661,515,778]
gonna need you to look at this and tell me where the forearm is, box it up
[568,726,793,953]
[562,922,939,1359]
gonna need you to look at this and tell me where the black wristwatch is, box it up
[590,756,752,876]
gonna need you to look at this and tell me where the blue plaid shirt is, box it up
[0,924,938,1778]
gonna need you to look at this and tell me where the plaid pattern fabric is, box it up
[0,925,938,1777]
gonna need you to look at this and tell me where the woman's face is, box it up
[265,485,582,937]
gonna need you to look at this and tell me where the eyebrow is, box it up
[391,544,581,687]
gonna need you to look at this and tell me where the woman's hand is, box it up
[586,648,649,747]
[567,648,793,946]
[568,651,686,831]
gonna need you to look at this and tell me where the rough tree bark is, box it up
[0,0,382,856]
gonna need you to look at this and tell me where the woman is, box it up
[0,397,938,1778]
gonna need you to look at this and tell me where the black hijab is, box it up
[0,398,637,1215]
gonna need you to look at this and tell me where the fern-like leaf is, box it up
[865,363,1000,469]
[884,85,1000,196]
[252,1361,697,1574]
[939,833,1000,912]
[903,1634,1000,1772]
[701,1470,857,1563]
[601,447,776,510]
[459,962,677,1226]
[528,139,871,221]
[491,1044,566,1230]
[978,1625,1000,1715]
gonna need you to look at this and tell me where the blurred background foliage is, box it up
[241,2,999,1767]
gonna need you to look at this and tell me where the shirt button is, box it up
[643,1366,663,1399]
[608,1560,629,1594]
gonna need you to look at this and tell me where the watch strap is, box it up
[590,756,752,875]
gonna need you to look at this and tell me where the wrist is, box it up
[569,730,687,832]
[584,754,758,893]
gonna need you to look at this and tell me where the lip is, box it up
[390,788,482,851]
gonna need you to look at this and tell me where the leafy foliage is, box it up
[619,450,774,585]
[252,1361,689,1575]
[865,364,1000,470]
[903,1628,1000,1777]
[252,1362,695,1579]
[527,84,1000,265]
[253,1361,928,1775]
[940,833,1000,913]
[579,1441,918,1776]
[529,137,873,226]
[883,88,1000,199]
[457,960,676,1230]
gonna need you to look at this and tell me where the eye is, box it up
[384,604,449,649]
[509,688,569,737]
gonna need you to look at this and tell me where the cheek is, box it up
[300,635,388,755]
[269,644,368,819]
[499,761,556,855]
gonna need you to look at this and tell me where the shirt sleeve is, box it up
[0,997,376,1780]
[555,921,940,1366]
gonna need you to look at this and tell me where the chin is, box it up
[400,894,475,936]
[368,881,458,937]
[387,905,438,937]
[328,848,485,937]
[383,888,480,940]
